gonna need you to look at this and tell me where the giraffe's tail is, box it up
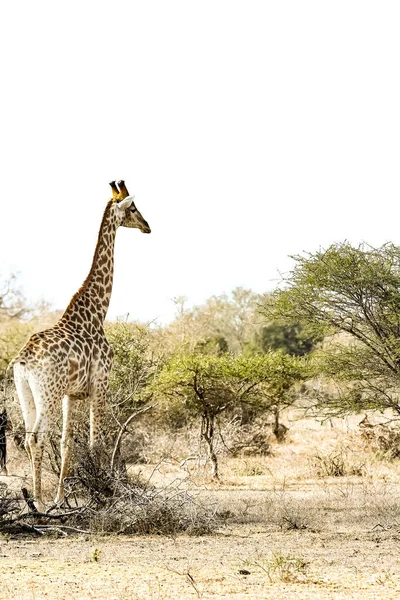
[0,408,7,475]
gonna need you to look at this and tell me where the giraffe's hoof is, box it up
[49,500,63,512]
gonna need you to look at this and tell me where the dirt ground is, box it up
[1,521,400,599]
[2,416,400,599]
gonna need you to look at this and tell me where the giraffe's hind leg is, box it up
[13,364,36,468]
[25,379,63,511]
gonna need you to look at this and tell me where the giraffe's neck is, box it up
[61,201,119,331]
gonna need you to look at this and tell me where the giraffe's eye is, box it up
[130,207,137,214]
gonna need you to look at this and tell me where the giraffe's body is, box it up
[12,181,150,508]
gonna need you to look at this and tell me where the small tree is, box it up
[255,352,309,440]
[154,352,308,478]
[261,242,400,416]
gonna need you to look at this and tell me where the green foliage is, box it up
[154,351,308,418]
[91,547,102,562]
[259,322,319,356]
[194,336,229,356]
[105,321,164,416]
[262,242,400,415]
[155,354,243,417]
[259,351,310,405]
[263,242,400,338]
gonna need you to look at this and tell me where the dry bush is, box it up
[278,499,311,531]
[123,416,274,472]
[0,424,219,537]
[0,482,20,530]
[232,458,270,477]
[69,469,216,535]
[64,444,215,535]
[120,427,150,464]
[0,446,218,537]
[246,551,309,583]
[220,417,273,458]
[360,420,400,460]
[117,415,195,465]
[310,447,365,478]
[101,416,197,466]
[0,433,215,537]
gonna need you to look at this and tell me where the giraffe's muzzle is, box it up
[140,220,151,234]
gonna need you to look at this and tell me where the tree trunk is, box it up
[240,402,255,425]
[273,407,288,442]
[201,410,219,480]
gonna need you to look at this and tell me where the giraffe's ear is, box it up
[117,196,134,210]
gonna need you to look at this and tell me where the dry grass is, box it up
[2,413,400,598]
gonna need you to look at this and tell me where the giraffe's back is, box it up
[14,323,106,397]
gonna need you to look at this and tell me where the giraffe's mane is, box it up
[62,199,114,316]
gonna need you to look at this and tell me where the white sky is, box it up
[1,1,399,323]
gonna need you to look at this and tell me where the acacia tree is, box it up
[255,351,309,440]
[154,352,308,478]
[261,242,400,416]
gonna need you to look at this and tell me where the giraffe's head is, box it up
[110,180,151,234]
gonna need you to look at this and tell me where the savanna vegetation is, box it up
[2,244,400,484]
[2,242,400,598]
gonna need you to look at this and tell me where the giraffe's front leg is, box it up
[55,395,76,505]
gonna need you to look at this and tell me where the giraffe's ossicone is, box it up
[11,180,151,509]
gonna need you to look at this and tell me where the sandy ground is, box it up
[1,526,400,599]
[2,417,400,599]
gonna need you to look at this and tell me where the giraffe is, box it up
[11,180,150,510]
